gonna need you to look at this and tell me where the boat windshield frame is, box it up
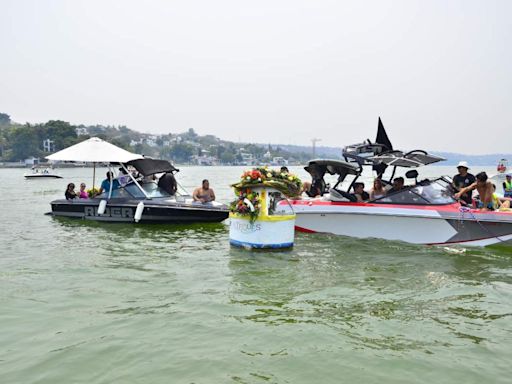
[370,176,456,206]
[96,180,173,199]
[305,159,362,192]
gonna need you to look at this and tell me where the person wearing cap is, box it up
[452,161,475,205]
[503,174,512,198]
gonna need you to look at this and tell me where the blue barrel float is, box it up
[229,167,302,249]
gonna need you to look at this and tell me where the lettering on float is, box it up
[232,221,262,233]
[84,206,134,218]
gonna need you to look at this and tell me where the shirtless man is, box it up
[455,172,494,210]
[193,179,216,203]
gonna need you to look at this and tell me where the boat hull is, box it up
[290,201,512,247]
[229,215,295,249]
[25,174,62,179]
[50,198,229,223]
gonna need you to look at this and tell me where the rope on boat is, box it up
[458,206,507,244]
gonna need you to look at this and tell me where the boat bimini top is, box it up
[126,158,179,176]
[341,118,445,182]
[305,159,362,198]
[369,150,445,168]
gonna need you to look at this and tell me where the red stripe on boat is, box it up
[295,226,317,233]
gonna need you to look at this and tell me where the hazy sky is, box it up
[1,0,511,153]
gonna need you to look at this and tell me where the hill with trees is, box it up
[1,112,510,166]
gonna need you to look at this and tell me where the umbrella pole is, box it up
[93,162,96,189]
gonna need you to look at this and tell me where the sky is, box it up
[1,0,511,154]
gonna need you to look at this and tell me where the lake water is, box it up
[1,165,511,384]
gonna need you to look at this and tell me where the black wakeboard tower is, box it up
[342,117,445,182]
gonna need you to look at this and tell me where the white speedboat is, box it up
[283,120,512,247]
[24,167,62,179]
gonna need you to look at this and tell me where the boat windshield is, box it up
[373,178,455,205]
[98,182,172,199]
[125,182,172,198]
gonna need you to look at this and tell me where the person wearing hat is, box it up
[452,161,475,205]
[503,174,512,198]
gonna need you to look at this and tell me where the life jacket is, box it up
[504,180,512,192]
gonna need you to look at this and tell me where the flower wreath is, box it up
[231,166,302,198]
[229,187,261,223]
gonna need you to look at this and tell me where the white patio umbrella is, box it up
[46,137,143,188]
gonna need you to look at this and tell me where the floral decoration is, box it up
[87,187,100,198]
[229,188,261,223]
[231,166,302,198]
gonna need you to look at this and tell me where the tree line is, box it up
[0,113,315,163]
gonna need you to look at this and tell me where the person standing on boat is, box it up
[193,179,216,203]
[452,161,475,205]
[503,174,512,198]
[97,171,120,196]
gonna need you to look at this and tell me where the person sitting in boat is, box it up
[158,172,177,195]
[352,182,369,202]
[97,171,120,196]
[78,183,88,199]
[65,183,77,200]
[280,166,289,173]
[452,161,475,206]
[389,177,405,193]
[503,174,512,198]
[492,184,511,210]
[193,179,216,203]
[302,178,325,198]
[455,172,494,211]
[370,178,386,200]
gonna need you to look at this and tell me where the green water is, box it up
[1,167,512,383]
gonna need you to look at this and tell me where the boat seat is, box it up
[329,188,351,202]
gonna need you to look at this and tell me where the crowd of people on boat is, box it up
[452,161,510,211]
[300,160,512,211]
[61,161,512,212]
[63,169,217,204]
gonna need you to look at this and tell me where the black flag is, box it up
[375,117,393,151]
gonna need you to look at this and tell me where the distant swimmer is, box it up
[193,179,216,203]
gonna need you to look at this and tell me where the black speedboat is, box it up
[46,138,228,224]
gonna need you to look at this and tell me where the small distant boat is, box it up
[497,158,508,173]
[24,167,62,179]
